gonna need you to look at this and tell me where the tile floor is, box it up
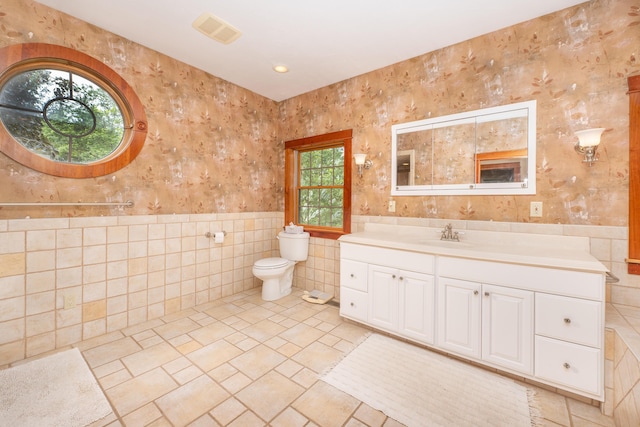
[71,289,614,427]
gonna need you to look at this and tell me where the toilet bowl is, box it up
[253,231,309,301]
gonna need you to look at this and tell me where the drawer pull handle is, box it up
[563,362,571,369]
[473,290,479,295]
[564,318,571,324]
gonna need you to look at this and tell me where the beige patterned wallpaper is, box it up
[0,0,282,219]
[279,0,639,226]
[1,0,639,226]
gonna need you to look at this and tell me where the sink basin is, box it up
[416,239,473,248]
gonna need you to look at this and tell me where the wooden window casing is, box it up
[284,129,352,240]
[629,75,640,274]
[0,43,147,178]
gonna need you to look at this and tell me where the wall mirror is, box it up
[391,100,536,196]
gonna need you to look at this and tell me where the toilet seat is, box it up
[254,257,289,269]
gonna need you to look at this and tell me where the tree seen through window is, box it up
[0,68,124,163]
[298,147,345,228]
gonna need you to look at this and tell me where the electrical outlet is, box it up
[388,200,396,212]
[63,294,75,310]
[530,201,543,218]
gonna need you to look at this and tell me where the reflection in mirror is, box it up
[475,149,527,183]
[396,149,415,186]
[433,119,475,185]
[475,111,529,184]
[391,100,536,196]
[396,129,431,185]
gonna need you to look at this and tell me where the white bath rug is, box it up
[321,333,540,427]
[0,347,113,427]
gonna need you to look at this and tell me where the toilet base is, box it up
[254,262,296,301]
[261,278,293,301]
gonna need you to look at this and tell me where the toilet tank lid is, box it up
[278,231,310,239]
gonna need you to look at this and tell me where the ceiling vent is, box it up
[192,12,242,45]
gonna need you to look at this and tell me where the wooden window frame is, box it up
[0,43,147,178]
[284,129,352,240]
[628,75,640,274]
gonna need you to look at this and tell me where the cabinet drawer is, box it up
[340,259,368,291]
[535,293,601,347]
[340,288,368,322]
[535,336,601,397]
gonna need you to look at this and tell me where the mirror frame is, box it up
[391,100,536,196]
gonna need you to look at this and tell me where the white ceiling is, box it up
[35,0,586,102]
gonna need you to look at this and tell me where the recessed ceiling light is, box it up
[273,65,289,73]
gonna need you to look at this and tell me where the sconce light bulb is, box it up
[575,128,605,148]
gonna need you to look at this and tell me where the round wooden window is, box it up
[0,43,147,178]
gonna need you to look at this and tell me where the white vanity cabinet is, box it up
[338,224,606,401]
[437,256,603,398]
[437,277,533,374]
[340,243,436,344]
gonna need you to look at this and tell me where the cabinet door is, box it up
[482,284,533,374]
[437,277,481,358]
[399,271,435,344]
[368,265,398,332]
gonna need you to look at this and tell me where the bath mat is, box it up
[321,333,540,427]
[0,348,113,427]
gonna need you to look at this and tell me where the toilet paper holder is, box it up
[204,231,227,238]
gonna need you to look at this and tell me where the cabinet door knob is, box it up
[564,318,571,324]
[484,291,490,297]
[473,290,479,295]
[350,302,355,307]
[563,362,571,369]
[392,274,396,279]
[399,276,404,281]
[350,273,355,278]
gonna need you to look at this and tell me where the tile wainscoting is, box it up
[0,212,287,366]
[2,213,638,367]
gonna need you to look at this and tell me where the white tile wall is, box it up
[0,212,283,366]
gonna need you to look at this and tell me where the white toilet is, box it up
[253,231,310,301]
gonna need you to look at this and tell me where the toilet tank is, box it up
[278,231,310,261]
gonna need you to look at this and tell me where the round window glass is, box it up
[0,69,124,164]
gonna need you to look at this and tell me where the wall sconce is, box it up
[354,153,373,177]
[574,128,605,166]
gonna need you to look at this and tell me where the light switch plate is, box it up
[388,200,396,212]
[530,201,543,217]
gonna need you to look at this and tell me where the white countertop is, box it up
[338,224,607,273]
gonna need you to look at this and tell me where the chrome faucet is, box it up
[440,223,460,242]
